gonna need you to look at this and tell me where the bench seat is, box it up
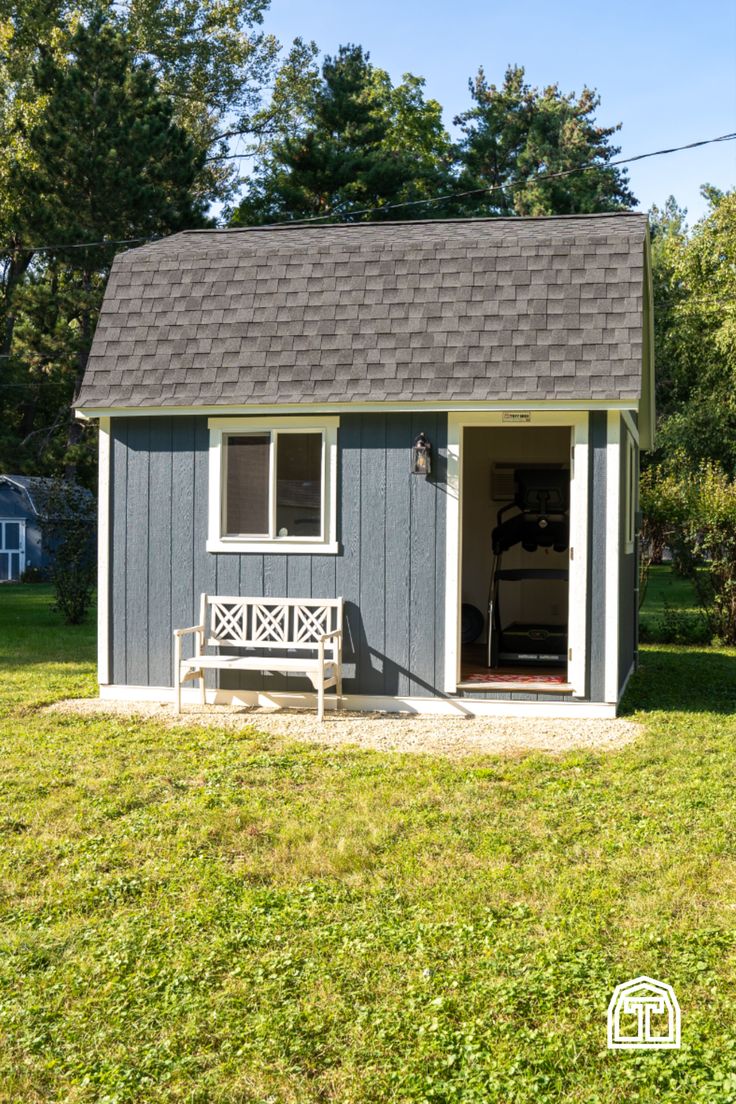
[180,655,339,673]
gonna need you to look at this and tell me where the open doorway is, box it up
[459,426,571,689]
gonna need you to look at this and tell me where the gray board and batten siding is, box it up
[109,412,447,698]
[106,410,617,704]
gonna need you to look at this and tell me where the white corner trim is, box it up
[621,409,639,445]
[623,432,636,555]
[99,684,618,719]
[604,411,621,703]
[568,416,589,697]
[97,417,111,684]
[207,416,339,554]
[443,418,462,693]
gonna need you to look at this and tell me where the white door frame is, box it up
[0,517,27,581]
[444,411,590,697]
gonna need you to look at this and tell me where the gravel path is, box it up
[47,698,641,758]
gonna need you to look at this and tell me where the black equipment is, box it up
[487,469,569,668]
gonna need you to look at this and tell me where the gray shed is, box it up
[76,214,654,718]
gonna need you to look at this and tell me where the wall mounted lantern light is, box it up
[411,432,432,476]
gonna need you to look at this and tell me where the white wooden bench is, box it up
[173,595,343,721]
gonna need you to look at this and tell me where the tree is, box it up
[650,189,736,476]
[453,65,636,216]
[1,10,208,481]
[35,477,97,624]
[0,0,281,204]
[231,44,454,224]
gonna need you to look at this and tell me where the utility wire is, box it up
[274,131,736,225]
[4,130,735,253]
[8,236,154,256]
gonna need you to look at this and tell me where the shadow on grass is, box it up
[621,646,736,715]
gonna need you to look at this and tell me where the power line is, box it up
[7,236,155,256]
[271,131,736,225]
[4,130,734,253]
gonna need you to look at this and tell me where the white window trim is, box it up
[207,416,340,554]
[444,410,589,699]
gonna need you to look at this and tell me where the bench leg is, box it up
[175,670,182,715]
[336,664,343,712]
[317,680,325,723]
[199,671,206,707]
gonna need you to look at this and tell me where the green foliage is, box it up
[19,563,45,582]
[643,464,736,645]
[2,588,736,1100]
[683,463,736,644]
[0,9,211,482]
[232,43,454,224]
[453,65,636,216]
[35,477,96,623]
[650,190,736,475]
[234,55,637,226]
[12,11,208,252]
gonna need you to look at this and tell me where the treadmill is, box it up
[487,468,569,668]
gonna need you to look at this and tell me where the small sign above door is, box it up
[502,411,532,423]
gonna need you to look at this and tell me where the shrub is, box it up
[640,466,695,578]
[641,462,736,643]
[655,600,711,645]
[685,463,736,644]
[20,565,46,583]
[35,479,96,624]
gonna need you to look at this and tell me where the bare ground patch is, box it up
[46,698,641,757]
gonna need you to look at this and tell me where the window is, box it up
[207,417,339,554]
[624,433,637,553]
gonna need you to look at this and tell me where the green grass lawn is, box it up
[1,584,736,1103]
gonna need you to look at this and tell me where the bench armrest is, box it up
[173,624,204,638]
[319,628,342,642]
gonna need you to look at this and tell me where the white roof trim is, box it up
[76,398,640,422]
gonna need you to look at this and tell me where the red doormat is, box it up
[464,672,568,685]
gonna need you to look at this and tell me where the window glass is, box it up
[3,522,20,551]
[225,434,270,535]
[276,433,322,537]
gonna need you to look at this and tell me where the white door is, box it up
[0,519,26,581]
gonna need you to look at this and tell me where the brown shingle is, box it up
[77,213,648,410]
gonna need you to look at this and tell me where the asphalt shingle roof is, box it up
[76,214,649,411]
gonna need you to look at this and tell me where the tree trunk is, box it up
[1,241,34,357]
[64,268,92,482]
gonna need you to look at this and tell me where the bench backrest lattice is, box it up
[203,595,343,653]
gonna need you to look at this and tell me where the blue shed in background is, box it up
[0,475,49,581]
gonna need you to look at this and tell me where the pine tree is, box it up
[2,11,208,480]
[232,44,453,224]
[454,65,636,216]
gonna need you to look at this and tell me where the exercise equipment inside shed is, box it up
[487,468,570,668]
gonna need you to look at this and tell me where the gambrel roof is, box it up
[76,213,653,439]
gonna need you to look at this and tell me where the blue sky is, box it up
[261,0,736,223]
